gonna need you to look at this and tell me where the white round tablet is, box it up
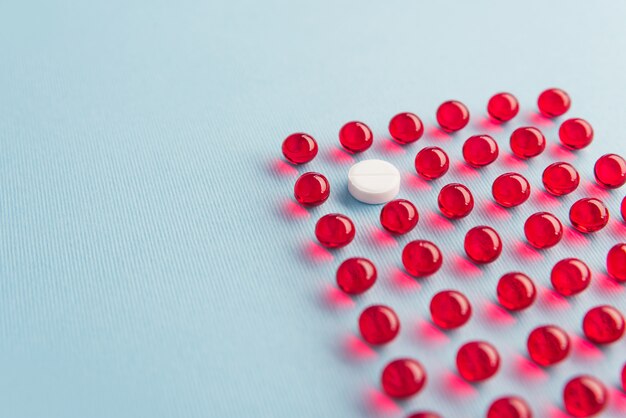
[348,159,401,204]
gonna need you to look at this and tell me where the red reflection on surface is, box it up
[483,301,515,326]
[527,111,554,127]
[482,200,512,219]
[426,211,454,231]
[369,227,398,248]
[303,240,333,263]
[502,153,528,169]
[540,288,569,310]
[611,388,626,413]
[390,267,421,291]
[513,354,548,381]
[428,126,452,141]
[364,388,400,415]
[321,284,354,309]
[545,405,570,418]
[442,371,477,398]
[378,138,406,155]
[270,158,298,176]
[454,161,480,178]
[343,334,377,361]
[533,190,562,208]
[595,272,625,293]
[476,116,504,132]
[327,146,354,165]
[280,199,310,219]
[416,319,449,345]
[584,181,610,198]
[572,335,603,360]
[405,173,433,191]
[549,143,575,160]
[453,254,482,277]
[564,226,589,247]
[514,240,544,261]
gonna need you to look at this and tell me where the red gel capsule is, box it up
[594,153,626,189]
[559,118,593,150]
[407,412,441,418]
[462,135,499,167]
[315,213,355,248]
[415,146,449,180]
[389,112,424,144]
[294,172,330,206]
[438,183,474,219]
[538,88,571,118]
[358,305,400,345]
[456,341,500,382]
[487,396,532,418]
[380,199,419,234]
[436,100,469,132]
[487,92,519,122]
[430,290,472,330]
[569,198,609,233]
[492,173,531,208]
[339,121,373,153]
[607,243,626,282]
[527,325,570,367]
[542,162,580,196]
[402,240,443,277]
[336,257,377,294]
[496,272,537,311]
[510,127,546,159]
[524,212,563,249]
[281,133,318,164]
[583,305,625,344]
[563,375,607,417]
[381,358,427,398]
[464,226,502,264]
[551,258,591,297]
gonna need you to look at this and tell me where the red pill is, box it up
[510,127,546,159]
[594,153,626,189]
[315,213,355,248]
[583,305,625,344]
[359,305,400,345]
[551,258,591,297]
[622,364,626,392]
[415,147,449,180]
[524,212,563,249]
[462,135,499,167]
[607,243,626,282]
[492,173,531,208]
[563,375,607,417]
[438,183,474,219]
[569,198,609,233]
[339,121,373,153]
[407,412,441,418]
[281,133,318,164]
[402,240,443,277]
[538,88,571,118]
[487,92,519,122]
[380,199,419,234]
[456,341,500,382]
[336,257,377,294]
[294,172,330,206]
[436,100,469,132]
[389,112,424,144]
[542,162,580,196]
[559,118,593,150]
[496,272,536,311]
[527,325,570,367]
[464,226,502,264]
[381,358,427,398]
[487,396,532,418]
[430,290,471,329]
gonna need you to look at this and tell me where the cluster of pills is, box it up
[280,88,626,417]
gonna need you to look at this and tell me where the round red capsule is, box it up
[487,92,519,122]
[358,305,400,345]
[492,173,531,208]
[551,258,591,297]
[524,212,563,249]
[559,118,593,150]
[415,147,449,180]
[407,412,441,418]
[569,198,609,233]
[430,290,471,329]
[607,243,626,282]
[462,135,499,167]
[594,153,626,189]
[381,358,427,398]
[336,257,377,294]
[315,213,355,248]
[281,133,318,164]
[438,183,474,219]
[538,88,571,118]
[339,121,373,153]
[510,127,546,159]
[464,226,502,264]
[563,375,607,417]
[389,112,424,144]
[583,305,625,344]
[456,341,500,382]
[380,199,419,234]
[527,325,570,367]
[487,396,532,418]
[402,240,443,277]
[294,172,330,206]
[496,272,537,311]
[542,162,580,196]
[436,100,469,132]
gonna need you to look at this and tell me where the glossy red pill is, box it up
[551,258,591,296]
[492,173,531,208]
[559,118,593,150]
[538,88,571,118]
[456,341,500,382]
[294,172,330,206]
[583,305,625,344]
[402,240,443,277]
[282,133,318,164]
[359,305,400,345]
[380,199,419,234]
[524,212,563,249]
[407,412,441,418]
[462,135,499,167]
[438,183,474,219]
[569,198,609,233]
[381,358,427,398]
[527,325,570,367]
[607,243,626,282]
[339,121,373,153]
[430,290,471,329]
[389,112,424,144]
[464,226,502,264]
[510,127,546,159]
[436,100,469,132]
[336,257,377,294]
[415,147,449,180]
[496,272,536,311]
[315,213,355,248]
[563,375,607,417]
[487,92,519,122]
[542,162,580,196]
[487,396,532,418]
[594,153,626,188]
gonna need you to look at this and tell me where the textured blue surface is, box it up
[1,1,626,417]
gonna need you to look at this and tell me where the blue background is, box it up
[1,0,625,417]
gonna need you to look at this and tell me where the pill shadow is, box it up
[473,116,505,132]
